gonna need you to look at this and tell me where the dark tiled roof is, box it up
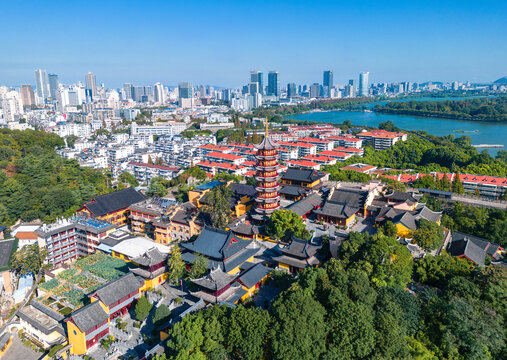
[190,267,237,291]
[238,263,270,289]
[85,187,145,217]
[285,192,323,217]
[67,301,108,333]
[0,239,16,268]
[447,231,500,265]
[229,183,257,197]
[281,168,325,184]
[181,247,259,273]
[329,188,368,208]
[280,184,309,197]
[254,137,278,150]
[180,226,251,260]
[315,202,358,219]
[447,237,487,266]
[131,247,167,267]
[280,235,320,259]
[90,273,142,306]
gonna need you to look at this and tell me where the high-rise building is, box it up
[154,83,165,105]
[287,83,297,98]
[249,82,259,96]
[323,70,333,97]
[85,72,97,102]
[20,85,36,108]
[123,83,134,100]
[267,71,280,97]
[178,82,193,99]
[359,72,369,97]
[48,74,60,100]
[34,69,49,102]
[178,82,194,108]
[250,71,263,95]
[310,83,322,98]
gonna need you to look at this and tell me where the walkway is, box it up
[1,333,39,360]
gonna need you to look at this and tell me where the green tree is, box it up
[412,219,444,251]
[451,173,465,194]
[204,185,233,229]
[119,171,139,187]
[10,244,47,278]
[225,306,271,360]
[380,220,397,238]
[188,254,208,279]
[146,177,168,197]
[168,246,186,284]
[271,289,327,360]
[152,304,171,328]
[134,295,153,321]
[265,209,310,241]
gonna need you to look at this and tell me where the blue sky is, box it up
[1,0,506,88]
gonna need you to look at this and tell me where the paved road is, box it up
[450,194,507,210]
[2,333,40,360]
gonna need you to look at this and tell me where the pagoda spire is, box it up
[265,116,269,138]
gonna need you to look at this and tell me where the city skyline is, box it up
[1,0,506,87]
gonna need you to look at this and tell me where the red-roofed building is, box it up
[326,135,363,149]
[340,163,377,174]
[278,147,298,162]
[357,130,407,150]
[286,160,321,171]
[198,144,233,156]
[128,162,180,182]
[302,154,337,166]
[197,161,247,176]
[204,151,246,165]
[333,146,364,156]
[318,150,354,161]
[297,137,334,152]
[278,141,317,157]
[459,174,507,198]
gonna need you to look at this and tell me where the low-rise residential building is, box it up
[301,154,338,166]
[36,216,117,266]
[286,160,321,170]
[317,150,354,161]
[357,129,407,150]
[326,135,363,148]
[127,162,179,183]
[297,137,334,152]
[204,151,245,165]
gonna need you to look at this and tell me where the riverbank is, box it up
[374,108,507,123]
[284,110,507,156]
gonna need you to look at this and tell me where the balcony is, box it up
[255,183,281,192]
[255,194,280,203]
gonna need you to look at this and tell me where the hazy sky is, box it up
[1,0,506,88]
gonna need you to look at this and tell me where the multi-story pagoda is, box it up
[252,119,280,221]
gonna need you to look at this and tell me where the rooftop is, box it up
[84,187,146,217]
[110,236,171,259]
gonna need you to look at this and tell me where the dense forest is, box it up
[374,96,507,122]
[0,129,110,225]
[325,129,507,179]
[159,231,506,360]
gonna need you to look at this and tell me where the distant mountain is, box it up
[493,76,507,84]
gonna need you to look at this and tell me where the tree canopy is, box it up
[265,209,310,241]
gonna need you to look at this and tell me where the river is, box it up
[285,98,506,156]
